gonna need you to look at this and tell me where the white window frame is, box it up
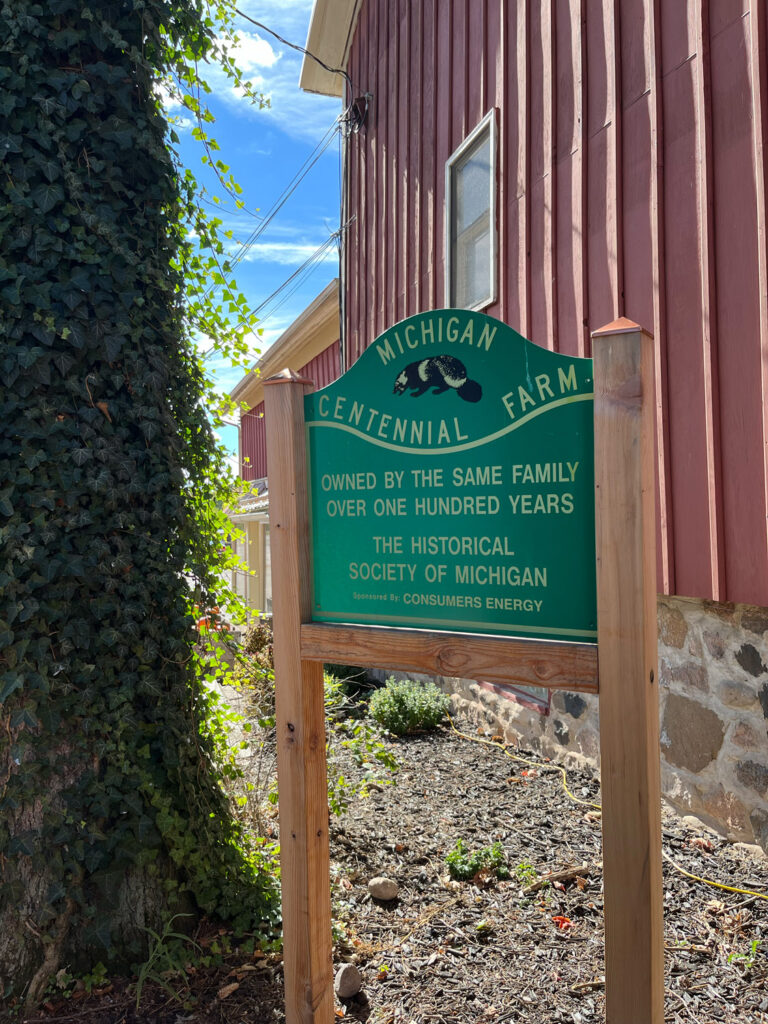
[445,108,498,311]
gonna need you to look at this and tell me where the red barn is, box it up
[291,1,768,849]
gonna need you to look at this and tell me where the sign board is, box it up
[304,310,596,643]
[267,317,662,1024]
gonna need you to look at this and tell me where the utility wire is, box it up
[252,233,339,320]
[234,7,354,95]
[227,118,341,273]
[202,230,340,361]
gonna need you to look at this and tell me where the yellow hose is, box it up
[446,714,768,903]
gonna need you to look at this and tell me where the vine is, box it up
[0,0,277,1003]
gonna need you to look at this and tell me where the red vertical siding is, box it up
[299,343,341,392]
[343,0,768,607]
[240,342,341,481]
[241,401,266,480]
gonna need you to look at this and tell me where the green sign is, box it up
[304,310,596,643]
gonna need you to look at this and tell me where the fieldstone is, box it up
[661,694,725,773]
[749,808,768,855]
[553,719,570,745]
[658,602,688,649]
[736,643,767,678]
[576,727,600,761]
[334,963,362,999]
[663,775,749,834]
[717,680,758,710]
[742,607,768,637]
[698,785,749,833]
[703,630,726,660]
[562,693,587,719]
[665,661,708,693]
[760,683,768,719]
[735,760,768,796]
[731,721,762,750]
[368,876,399,901]
[702,599,737,623]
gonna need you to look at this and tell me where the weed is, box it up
[514,861,538,886]
[368,677,450,735]
[325,674,398,815]
[44,962,108,1001]
[727,939,761,971]
[133,914,201,1010]
[81,962,108,993]
[445,839,510,881]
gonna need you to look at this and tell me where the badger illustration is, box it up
[392,355,482,403]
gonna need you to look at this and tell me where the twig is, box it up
[522,862,594,894]
[570,977,605,993]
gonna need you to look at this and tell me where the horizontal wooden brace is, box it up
[300,622,599,693]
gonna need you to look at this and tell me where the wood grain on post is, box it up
[592,320,664,1024]
[264,369,334,1024]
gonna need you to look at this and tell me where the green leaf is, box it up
[0,673,23,703]
[70,448,92,466]
[10,707,39,731]
[32,183,65,213]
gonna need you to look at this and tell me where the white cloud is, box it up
[209,2,342,143]
[155,1,342,142]
[242,240,339,265]
[225,31,280,72]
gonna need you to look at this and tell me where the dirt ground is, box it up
[23,713,768,1024]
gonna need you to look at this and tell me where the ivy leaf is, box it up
[39,158,61,182]
[70,448,92,466]
[10,707,39,730]
[0,132,23,154]
[52,351,75,376]
[32,183,65,213]
[0,673,23,703]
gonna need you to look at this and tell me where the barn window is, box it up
[446,110,497,310]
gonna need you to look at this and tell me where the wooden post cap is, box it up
[591,317,654,339]
[263,367,314,386]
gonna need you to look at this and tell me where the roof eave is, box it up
[299,0,362,98]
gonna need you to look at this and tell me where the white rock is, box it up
[368,875,399,900]
[334,963,362,999]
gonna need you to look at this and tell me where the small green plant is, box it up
[81,962,109,994]
[514,861,538,886]
[325,674,398,815]
[44,961,109,1002]
[727,939,761,971]
[445,839,510,881]
[133,914,201,1010]
[368,677,451,735]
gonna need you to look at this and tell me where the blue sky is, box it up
[163,0,342,462]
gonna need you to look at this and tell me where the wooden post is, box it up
[592,320,663,1024]
[264,369,334,1024]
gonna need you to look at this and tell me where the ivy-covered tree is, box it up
[0,0,276,1005]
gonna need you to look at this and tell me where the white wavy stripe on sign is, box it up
[312,609,598,639]
[305,392,594,456]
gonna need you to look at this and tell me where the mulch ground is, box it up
[24,713,768,1024]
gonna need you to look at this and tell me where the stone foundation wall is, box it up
[428,596,768,855]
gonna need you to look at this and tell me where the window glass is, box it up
[446,112,496,309]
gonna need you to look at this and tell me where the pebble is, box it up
[334,963,362,999]
[368,875,399,900]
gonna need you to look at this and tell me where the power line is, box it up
[201,231,340,361]
[227,117,341,272]
[252,233,339,319]
[234,8,354,95]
